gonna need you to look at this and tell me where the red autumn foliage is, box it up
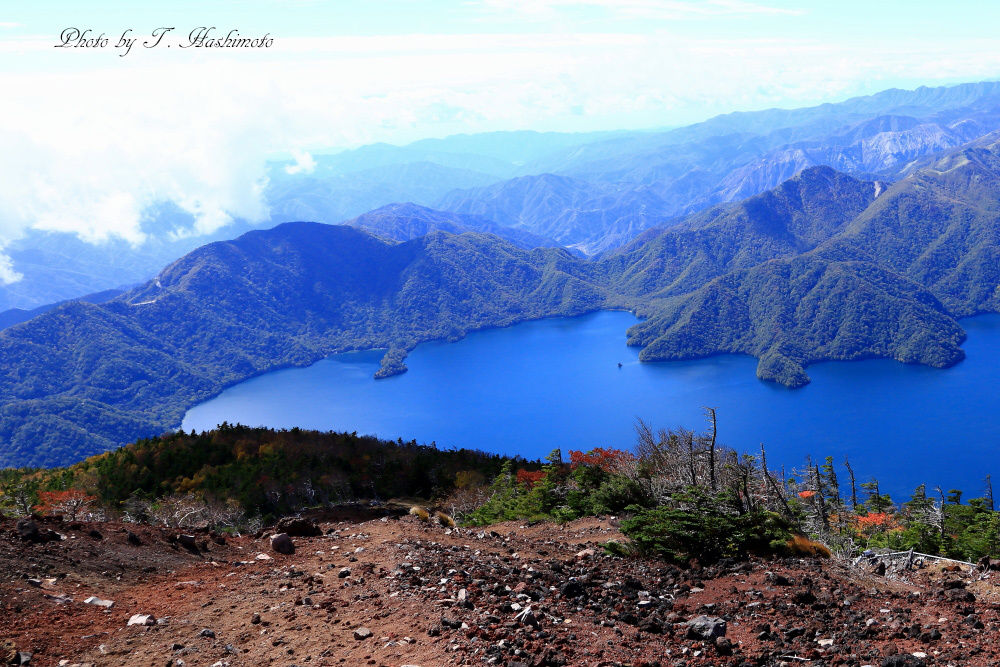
[34,489,97,521]
[856,512,898,528]
[516,469,546,489]
[568,447,635,472]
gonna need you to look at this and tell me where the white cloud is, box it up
[0,251,22,284]
[284,150,317,175]
[0,22,21,28]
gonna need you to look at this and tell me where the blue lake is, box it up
[183,311,1000,499]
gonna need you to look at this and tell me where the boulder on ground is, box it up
[685,615,727,641]
[945,588,976,603]
[276,517,322,537]
[271,533,295,555]
[128,614,156,626]
[15,519,39,542]
[353,627,372,640]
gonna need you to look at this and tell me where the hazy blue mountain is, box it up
[341,202,562,250]
[0,288,124,331]
[436,173,674,254]
[0,203,266,311]
[271,129,637,178]
[266,161,502,225]
[432,84,1000,255]
[522,81,1000,178]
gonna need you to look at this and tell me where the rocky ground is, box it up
[2,510,1000,667]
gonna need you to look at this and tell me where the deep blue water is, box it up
[183,311,1000,499]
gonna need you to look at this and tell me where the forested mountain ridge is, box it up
[601,167,882,303]
[623,142,1000,386]
[0,224,608,467]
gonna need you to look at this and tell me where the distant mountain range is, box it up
[437,84,1000,254]
[6,81,1000,311]
[341,202,564,250]
[4,136,1000,466]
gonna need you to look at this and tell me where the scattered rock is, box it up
[685,615,727,641]
[945,588,976,603]
[765,571,791,586]
[515,607,540,629]
[83,596,114,609]
[560,580,585,598]
[977,555,1000,571]
[15,519,40,542]
[199,628,216,638]
[128,614,156,626]
[881,655,926,667]
[353,627,372,640]
[270,533,295,555]
[275,517,322,537]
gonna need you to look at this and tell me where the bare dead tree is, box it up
[935,486,948,542]
[813,464,830,533]
[844,456,858,511]
[704,407,718,492]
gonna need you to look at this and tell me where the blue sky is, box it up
[1,0,999,279]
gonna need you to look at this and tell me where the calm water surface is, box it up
[184,311,1000,498]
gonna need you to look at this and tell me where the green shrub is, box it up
[618,487,794,564]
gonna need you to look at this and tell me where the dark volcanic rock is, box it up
[560,580,585,599]
[945,588,976,603]
[15,519,39,542]
[270,533,295,555]
[881,655,926,667]
[275,517,323,537]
